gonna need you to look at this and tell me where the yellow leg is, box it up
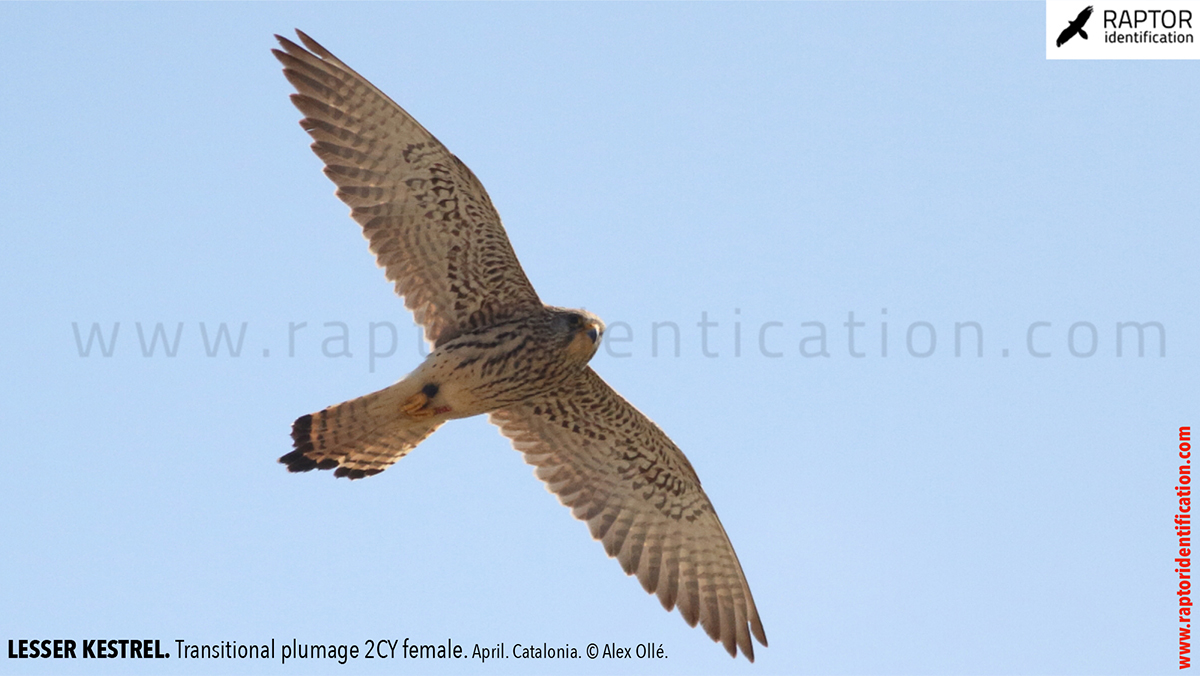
[399,391,434,419]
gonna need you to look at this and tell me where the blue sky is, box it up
[1,3,1196,674]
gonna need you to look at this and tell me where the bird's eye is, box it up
[587,327,599,343]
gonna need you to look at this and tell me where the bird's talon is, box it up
[400,392,434,419]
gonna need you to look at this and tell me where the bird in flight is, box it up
[1056,5,1094,47]
[272,30,767,661]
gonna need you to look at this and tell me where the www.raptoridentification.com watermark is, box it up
[69,309,1167,373]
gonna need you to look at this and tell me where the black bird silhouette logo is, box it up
[1057,5,1094,47]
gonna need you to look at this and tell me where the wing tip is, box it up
[273,32,302,56]
[293,29,326,56]
[272,29,334,67]
[721,614,765,662]
[752,615,768,647]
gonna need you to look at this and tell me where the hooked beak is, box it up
[585,317,605,345]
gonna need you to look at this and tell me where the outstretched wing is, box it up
[273,30,542,346]
[1056,24,1076,47]
[489,368,767,661]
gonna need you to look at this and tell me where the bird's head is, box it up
[552,307,605,365]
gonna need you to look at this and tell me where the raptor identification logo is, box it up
[1046,0,1200,58]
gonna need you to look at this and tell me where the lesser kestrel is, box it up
[273,30,767,660]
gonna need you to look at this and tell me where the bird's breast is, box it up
[411,319,582,417]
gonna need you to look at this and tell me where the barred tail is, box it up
[280,382,442,479]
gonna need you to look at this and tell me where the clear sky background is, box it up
[1,3,1196,675]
